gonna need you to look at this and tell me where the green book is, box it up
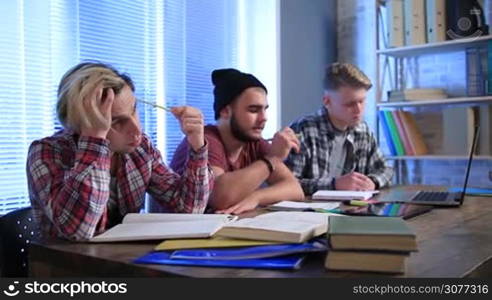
[328,216,417,252]
[383,110,405,156]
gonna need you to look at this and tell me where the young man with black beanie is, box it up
[171,68,304,214]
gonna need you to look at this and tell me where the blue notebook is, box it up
[170,240,327,260]
[134,251,305,270]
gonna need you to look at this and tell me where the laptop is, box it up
[378,126,479,207]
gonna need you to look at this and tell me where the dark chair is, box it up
[0,207,39,277]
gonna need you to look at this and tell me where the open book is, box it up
[214,211,333,243]
[312,190,379,201]
[89,213,237,243]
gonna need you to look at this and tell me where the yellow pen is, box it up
[343,200,369,207]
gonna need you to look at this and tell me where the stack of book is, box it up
[387,88,447,102]
[325,216,418,274]
[130,211,332,270]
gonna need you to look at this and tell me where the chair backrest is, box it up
[0,207,39,277]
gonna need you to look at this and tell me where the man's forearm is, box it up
[209,160,271,209]
[252,178,305,206]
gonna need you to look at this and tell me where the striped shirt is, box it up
[26,130,212,241]
[285,107,393,195]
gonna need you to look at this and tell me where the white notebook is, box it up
[270,201,341,211]
[312,190,379,201]
[89,213,237,243]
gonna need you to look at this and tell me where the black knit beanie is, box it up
[212,68,267,119]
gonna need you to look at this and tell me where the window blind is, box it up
[0,0,278,215]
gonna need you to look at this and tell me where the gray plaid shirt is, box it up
[286,107,393,195]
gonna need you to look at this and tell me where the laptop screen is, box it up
[459,126,480,204]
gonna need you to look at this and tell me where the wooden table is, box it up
[29,186,492,277]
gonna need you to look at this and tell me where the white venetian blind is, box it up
[163,0,239,162]
[78,0,164,146]
[0,0,76,215]
[0,0,278,215]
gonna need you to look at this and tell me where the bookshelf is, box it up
[387,155,492,160]
[377,34,492,57]
[377,95,492,108]
[375,0,492,183]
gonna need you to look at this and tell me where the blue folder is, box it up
[134,251,305,270]
[448,187,492,196]
[170,240,327,260]
[379,110,397,156]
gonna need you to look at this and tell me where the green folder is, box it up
[383,110,405,156]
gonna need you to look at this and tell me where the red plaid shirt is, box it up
[26,130,213,241]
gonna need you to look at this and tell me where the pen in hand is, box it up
[136,99,171,112]
[265,133,302,142]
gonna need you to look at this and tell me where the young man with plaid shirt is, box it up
[27,62,213,241]
[286,63,393,195]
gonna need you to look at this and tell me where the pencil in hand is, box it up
[136,99,171,112]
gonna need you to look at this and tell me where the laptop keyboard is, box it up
[412,191,449,202]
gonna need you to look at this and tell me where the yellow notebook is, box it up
[154,237,281,251]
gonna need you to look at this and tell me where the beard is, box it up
[230,113,259,143]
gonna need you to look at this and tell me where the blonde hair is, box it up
[56,62,134,132]
[324,62,372,91]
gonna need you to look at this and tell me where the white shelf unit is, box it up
[374,0,492,184]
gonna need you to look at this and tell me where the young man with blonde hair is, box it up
[171,68,304,214]
[286,62,393,195]
[27,62,213,241]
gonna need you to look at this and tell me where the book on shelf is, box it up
[413,111,444,154]
[386,0,405,48]
[379,110,397,156]
[214,211,330,243]
[89,213,237,243]
[312,190,379,201]
[404,0,426,45]
[392,110,414,155]
[466,47,486,97]
[425,0,446,43]
[387,88,448,102]
[383,110,406,155]
[399,111,429,155]
[328,216,418,252]
[325,250,408,273]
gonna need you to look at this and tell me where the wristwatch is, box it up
[259,157,275,174]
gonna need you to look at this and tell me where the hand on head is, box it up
[80,84,114,139]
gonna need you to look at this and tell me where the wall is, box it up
[279,0,337,127]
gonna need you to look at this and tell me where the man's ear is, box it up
[323,94,331,107]
[219,105,232,120]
